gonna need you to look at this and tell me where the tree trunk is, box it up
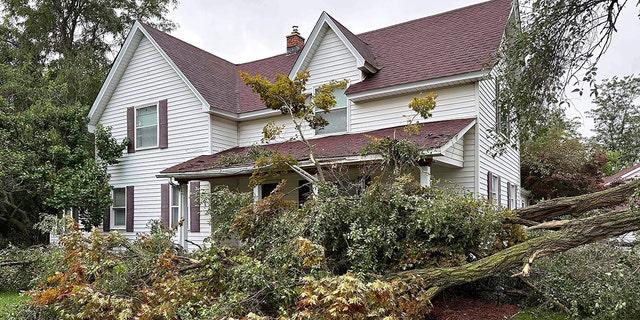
[390,207,640,300]
[514,179,640,222]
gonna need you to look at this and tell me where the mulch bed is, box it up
[427,296,520,320]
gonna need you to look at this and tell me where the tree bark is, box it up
[390,207,640,300]
[514,179,640,222]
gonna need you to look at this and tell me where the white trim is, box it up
[474,82,481,197]
[347,71,486,102]
[88,22,210,130]
[422,119,476,156]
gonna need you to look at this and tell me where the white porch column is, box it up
[252,185,262,203]
[179,183,188,250]
[419,160,432,187]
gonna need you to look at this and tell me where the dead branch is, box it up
[0,260,34,267]
[515,179,640,222]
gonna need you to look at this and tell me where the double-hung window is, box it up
[136,105,158,149]
[315,87,348,135]
[507,182,517,210]
[170,185,180,228]
[112,187,126,229]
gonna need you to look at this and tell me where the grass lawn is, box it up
[0,292,29,311]
[510,307,571,319]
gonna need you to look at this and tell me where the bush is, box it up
[0,244,62,292]
[531,242,640,319]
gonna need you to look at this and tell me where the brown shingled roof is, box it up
[161,118,475,175]
[347,0,512,94]
[140,0,511,114]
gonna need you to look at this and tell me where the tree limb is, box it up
[389,207,640,300]
[515,179,640,222]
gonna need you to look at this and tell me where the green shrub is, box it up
[531,242,640,319]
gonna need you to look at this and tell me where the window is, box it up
[315,87,348,135]
[298,180,312,206]
[170,185,180,228]
[507,182,517,210]
[491,175,500,205]
[136,105,158,148]
[112,187,126,229]
[261,183,279,199]
[494,79,511,136]
[487,171,501,206]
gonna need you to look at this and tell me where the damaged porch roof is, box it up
[159,118,475,179]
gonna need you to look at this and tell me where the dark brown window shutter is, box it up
[127,107,135,153]
[159,99,168,149]
[126,186,134,232]
[103,207,111,232]
[189,181,201,232]
[487,171,493,202]
[507,182,512,210]
[160,183,170,227]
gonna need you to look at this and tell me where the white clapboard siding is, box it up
[211,116,238,152]
[477,77,520,207]
[237,28,362,145]
[238,114,313,147]
[99,36,210,239]
[305,29,361,88]
[350,84,476,133]
[432,126,477,192]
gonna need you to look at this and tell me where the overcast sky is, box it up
[167,0,640,136]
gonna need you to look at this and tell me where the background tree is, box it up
[495,0,634,151]
[589,75,640,173]
[0,0,177,245]
[521,120,607,203]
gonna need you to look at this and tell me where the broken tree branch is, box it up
[515,179,640,222]
[389,207,640,300]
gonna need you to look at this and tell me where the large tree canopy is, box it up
[495,0,636,151]
[0,0,177,244]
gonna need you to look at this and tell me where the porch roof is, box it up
[159,118,475,178]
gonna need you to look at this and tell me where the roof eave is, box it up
[347,70,486,102]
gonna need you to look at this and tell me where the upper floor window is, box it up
[136,105,158,149]
[126,99,167,153]
[315,87,348,135]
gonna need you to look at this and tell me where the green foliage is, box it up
[494,0,630,151]
[240,70,348,182]
[590,75,640,171]
[531,242,640,319]
[0,0,175,244]
[405,92,438,134]
[305,176,521,274]
[249,152,298,188]
[360,137,423,177]
[0,244,62,292]
[521,123,607,202]
[202,186,253,243]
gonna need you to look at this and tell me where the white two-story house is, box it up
[88,0,520,248]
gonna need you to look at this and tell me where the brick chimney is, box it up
[286,26,305,55]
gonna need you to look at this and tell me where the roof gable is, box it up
[88,22,210,129]
[90,0,513,121]
[289,11,379,78]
